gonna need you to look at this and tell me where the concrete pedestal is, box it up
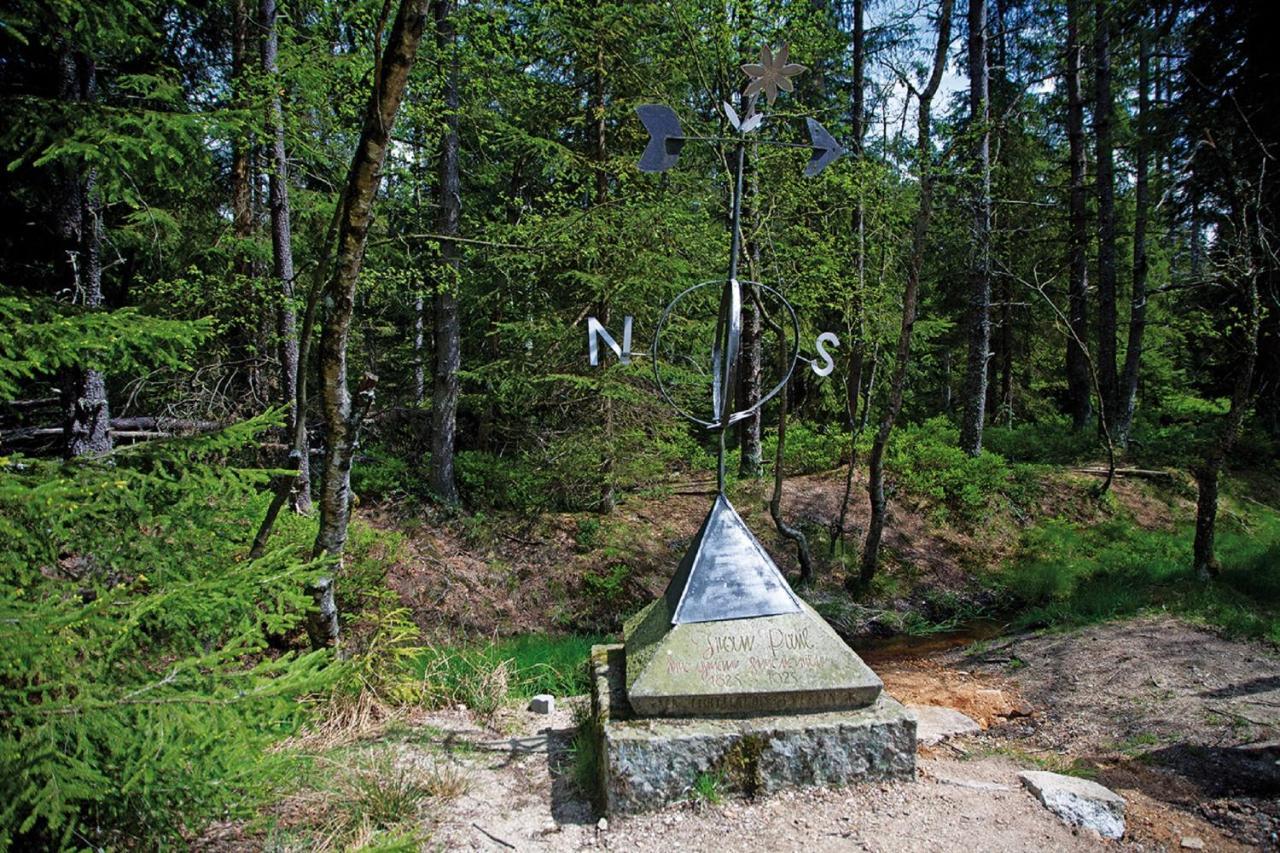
[590,644,917,815]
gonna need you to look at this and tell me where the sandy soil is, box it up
[283,617,1273,853]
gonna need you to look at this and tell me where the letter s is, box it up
[812,332,839,377]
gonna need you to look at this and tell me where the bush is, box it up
[764,421,850,475]
[984,416,1099,465]
[0,416,338,849]
[352,450,420,502]
[886,417,1024,525]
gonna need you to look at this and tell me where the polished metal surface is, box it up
[804,117,844,177]
[664,493,802,624]
[649,279,799,430]
[637,105,686,173]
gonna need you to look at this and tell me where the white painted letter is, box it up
[587,316,632,365]
[812,331,840,377]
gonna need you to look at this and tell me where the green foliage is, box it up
[983,417,1100,465]
[995,500,1280,642]
[339,751,431,832]
[763,421,850,475]
[0,292,207,398]
[885,418,1032,525]
[352,451,420,503]
[690,770,725,805]
[583,562,632,608]
[456,449,558,512]
[0,413,339,850]
[414,633,604,704]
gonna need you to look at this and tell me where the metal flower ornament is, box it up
[587,43,845,494]
[741,43,807,105]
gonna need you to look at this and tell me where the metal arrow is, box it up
[804,118,844,177]
[637,105,687,173]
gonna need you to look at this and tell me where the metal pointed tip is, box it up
[636,104,685,173]
[804,118,844,177]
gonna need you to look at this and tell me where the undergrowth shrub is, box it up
[763,421,849,475]
[996,504,1280,641]
[983,415,1099,465]
[885,417,1030,525]
[0,415,339,849]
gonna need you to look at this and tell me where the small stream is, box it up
[847,620,1007,667]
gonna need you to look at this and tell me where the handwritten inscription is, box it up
[671,625,827,689]
[702,627,814,661]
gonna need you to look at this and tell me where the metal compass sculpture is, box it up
[591,43,844,493]
[586,44,846,628]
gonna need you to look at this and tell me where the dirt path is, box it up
[440,617,1279,851]
[221,617,1278,851]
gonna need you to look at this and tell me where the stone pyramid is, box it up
[624,494,883,717]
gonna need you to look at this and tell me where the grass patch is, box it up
[689,770,725,805]
[992,499,1280,642]
[415,633,607,706]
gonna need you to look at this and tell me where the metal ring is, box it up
[651,278,800,430]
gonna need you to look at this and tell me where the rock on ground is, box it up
[1019,770,1126,840]
[908,704,981,746]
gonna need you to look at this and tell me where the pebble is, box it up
[597,817,608,832]
[528,694,555,714]
[1180,838,1205,850]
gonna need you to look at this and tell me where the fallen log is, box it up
[1,417,223,446]
[1073,467,1173,480]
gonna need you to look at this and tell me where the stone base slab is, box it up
[591,644,917,815]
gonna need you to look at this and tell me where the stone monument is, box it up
[586,43,916,815]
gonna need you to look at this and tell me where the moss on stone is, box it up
[716,732,771,796]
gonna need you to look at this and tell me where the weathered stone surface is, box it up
[1019,770,1126,840]
[591,644,916,815]
[908,704,981,746]
[528,694,555,714]
[624,597,883,717]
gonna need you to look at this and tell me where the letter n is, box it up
[587,316,632,365]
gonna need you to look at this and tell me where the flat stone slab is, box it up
[624,596,883,717]
[1019,770,1126,839]
[591,644,916,815]
[908,704,982,746]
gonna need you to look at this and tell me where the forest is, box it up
[1,0,1277,848]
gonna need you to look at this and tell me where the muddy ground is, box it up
[217,616,1279,852]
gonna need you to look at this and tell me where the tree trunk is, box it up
[591,41,616,510]
[1065,0,1091,429]
[231,0,254,277]
[1093,0,1119,431]
[1117,21,1152,447]
[857,0,954,587]
[851,0,866,148]
[960,0,992,456]
[771,374,814,585]
[832,0,868,549]
[261,0,310,514]
[312,0,432,647]
[413,292,427,405]
[1193,219,1262,580]
[429,0,461,505]
[56,42,111,458]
